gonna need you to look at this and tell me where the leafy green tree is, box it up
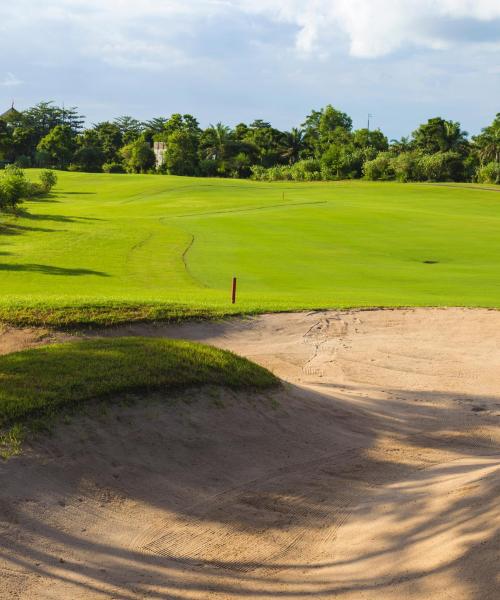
[71,146,105,172]
[241,120,283,167]
[302,105,352,156]
[353,128,388,152]
[120,137,155,173]
[412,118,468,154]
[0,120,12,161]
[36,125,76,168]
[320,142,364,180]
[22,102,84,140]
[154,114,201,175]
[92,122,123,164]
[162,129,199,175]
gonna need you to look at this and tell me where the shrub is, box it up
[363,152,394,180]
[418,151,464,182]
[290,159,321,181]
[250,165,268,181]
[199,159,219,177]
[392,152,422,182]
[39,170,58,193]
[476,161,500,185]
[26,181,45,197]
[102,162,126,174]
[14,155,32,168]
[0,166,31,210]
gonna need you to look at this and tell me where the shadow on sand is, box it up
[0,376,498,599]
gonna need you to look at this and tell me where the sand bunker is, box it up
[0,308,499,599]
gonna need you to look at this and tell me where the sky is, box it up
[0,0,499,139]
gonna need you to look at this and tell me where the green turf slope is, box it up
[0,338,278,427]
[0,171,499,325]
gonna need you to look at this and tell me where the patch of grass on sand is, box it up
[0,338,279,445]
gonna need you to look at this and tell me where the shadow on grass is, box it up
[59,191,96,196]
[19,211,104,224]
[0,263,109,277]
[0,378,497,599]
[0,222,58,235]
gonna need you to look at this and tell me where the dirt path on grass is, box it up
[0,308,499,599]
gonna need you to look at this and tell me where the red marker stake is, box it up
[231,277,237,304]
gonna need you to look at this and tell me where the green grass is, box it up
[0,171,499,326]
[0,337,278,430]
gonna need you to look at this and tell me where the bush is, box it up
[0,168,58,212]
[26,181,45,197]
[72,146,105,172]
[0,166,31,211]
[102,162,126,174]
[199,159,219,177]
[392,152,422,182]
[39,170,58,193]
[320,146,363,180]
[476,161,500,185]
[418,151,464,182]
[290,159,321,181]
[14,155,32,168]
[250,165,268,181]
[363,152,394,180]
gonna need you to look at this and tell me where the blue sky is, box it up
[0,0,499,139]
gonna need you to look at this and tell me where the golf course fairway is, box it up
[0,171,499,326]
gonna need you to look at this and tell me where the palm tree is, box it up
[389,136,412,154]
[281,128,305,164]
[473,114,500,165]
[443,121,468,152]
[201,123,232,161]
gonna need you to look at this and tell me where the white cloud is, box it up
[238,0,500,57]
[0,73,22,87]
[1,0,499,67]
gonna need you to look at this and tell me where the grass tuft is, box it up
[0,424,25,459]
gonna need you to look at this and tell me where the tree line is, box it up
[0,101,498,184]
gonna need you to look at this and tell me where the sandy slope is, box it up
[0,308,499,599]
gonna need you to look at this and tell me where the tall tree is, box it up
[302,105,353,156]
[92,122,123,163]
[412,117,468,154]
[37,125,76,168]
[120,136,155,173]
[281,128,305,164]
[113,116,144,144]
[473,113,500,165]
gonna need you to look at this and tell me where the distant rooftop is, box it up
[0,104,21,121]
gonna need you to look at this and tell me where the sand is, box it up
[0,308,498,599]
